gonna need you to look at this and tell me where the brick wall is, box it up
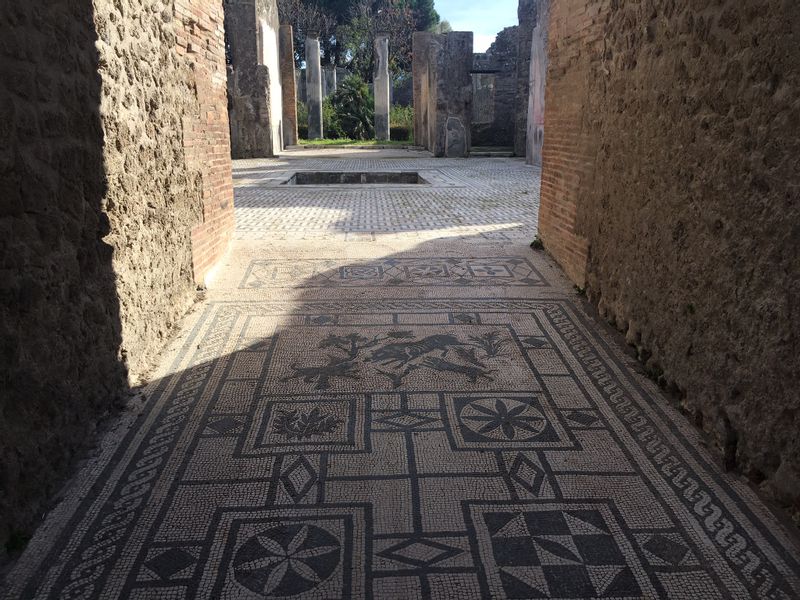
[539,0,800,520]
[176,0,235,285]
[537,0,605,285]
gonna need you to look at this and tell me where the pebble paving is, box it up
[4,148,799,599]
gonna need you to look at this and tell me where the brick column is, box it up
[279,24,298,147]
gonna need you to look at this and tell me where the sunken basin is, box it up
[286,171,429,185]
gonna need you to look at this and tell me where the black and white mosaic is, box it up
[5,300,799,599]
[240,257,547,288]
[4,155,798,599]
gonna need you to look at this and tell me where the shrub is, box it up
[389,105,414,142]
[323,96,344,139]
[330,75,374,140]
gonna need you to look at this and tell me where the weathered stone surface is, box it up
[0,0,234,560]
[539,0,800,521]
[374,34,390,141]
[413,32,473,157]
[513,0,539,157]
[322,66,337,98]
[224,0,283,158]
[526,1,548,165]
[279,24,298,147]
[305,34,323,139]
[471,27,518,148]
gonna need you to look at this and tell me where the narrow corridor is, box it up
[4,149,799,599]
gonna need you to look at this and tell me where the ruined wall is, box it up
[0,0,234,558]
[540,0,800,520]
[413,31,473,157]
[526,1,548,166]
[471,27,518,148]
[0,0,126,560]
[513,0,537,156]
[177,0,236,285]
[224,0,283,158]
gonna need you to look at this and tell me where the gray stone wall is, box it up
[526,0,548,165]
[413,32,473,157]
[514,0,539,156]
[224,0,283,158]
[471,27,518,148]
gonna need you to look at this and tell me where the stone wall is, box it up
[526,1,548,166]
[413,31,473,157]
[0,0,234,558]
[513,0,537,157]
[471,27,518,148]
[224,0,283,158]
[539,0,800,520]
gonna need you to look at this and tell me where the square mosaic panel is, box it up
[242,395,368,455]
[199,506,368,600]
[443,393,574,450]
[467,501,657,599]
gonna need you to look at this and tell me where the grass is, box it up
[297,138,414,148]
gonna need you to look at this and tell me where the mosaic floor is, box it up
[4,149,799,599]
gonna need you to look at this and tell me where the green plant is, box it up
[330,75,374,140]
[530,235,544,250]
[296,100,309,139]
[389,104,414,142]
[322,96,344,139]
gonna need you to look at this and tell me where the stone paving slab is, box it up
[3,150,799,599]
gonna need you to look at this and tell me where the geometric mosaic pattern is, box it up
[240,257,547,288]
[3,153,798,599]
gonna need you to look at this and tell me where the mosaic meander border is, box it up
[8,300,799,599]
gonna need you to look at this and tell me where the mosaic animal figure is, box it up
[421,357,494,383]
[370,334,465,367]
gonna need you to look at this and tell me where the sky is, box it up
[435,0,519,52]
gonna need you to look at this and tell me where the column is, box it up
[279,24,298,147]
[305,32,323,139]
[374,33,390,141]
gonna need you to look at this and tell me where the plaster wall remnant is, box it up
[413,31,473,157]
[0,0,234,556]
[471,26,519,148]
[513,0,539,157]
[374,33,391,141]
[224,0,283,158]
[305,33,324,139]
[279,24,298,147]
[526,0,549,165]
[539,0,800,522]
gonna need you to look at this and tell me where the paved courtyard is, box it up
[4,149,799,599]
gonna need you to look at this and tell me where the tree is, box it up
[409,0,440,32]
[433,20,452,34]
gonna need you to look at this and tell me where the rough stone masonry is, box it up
[0,0,234,559]
[412,31,474,157]
[538,0,800,522]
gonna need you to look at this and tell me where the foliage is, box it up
[433,19,452,34]
[329,75,374,140]
[278,0,439,73]
[322,96,345,138]
[389,104,414,141]
[296,100,309,139]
